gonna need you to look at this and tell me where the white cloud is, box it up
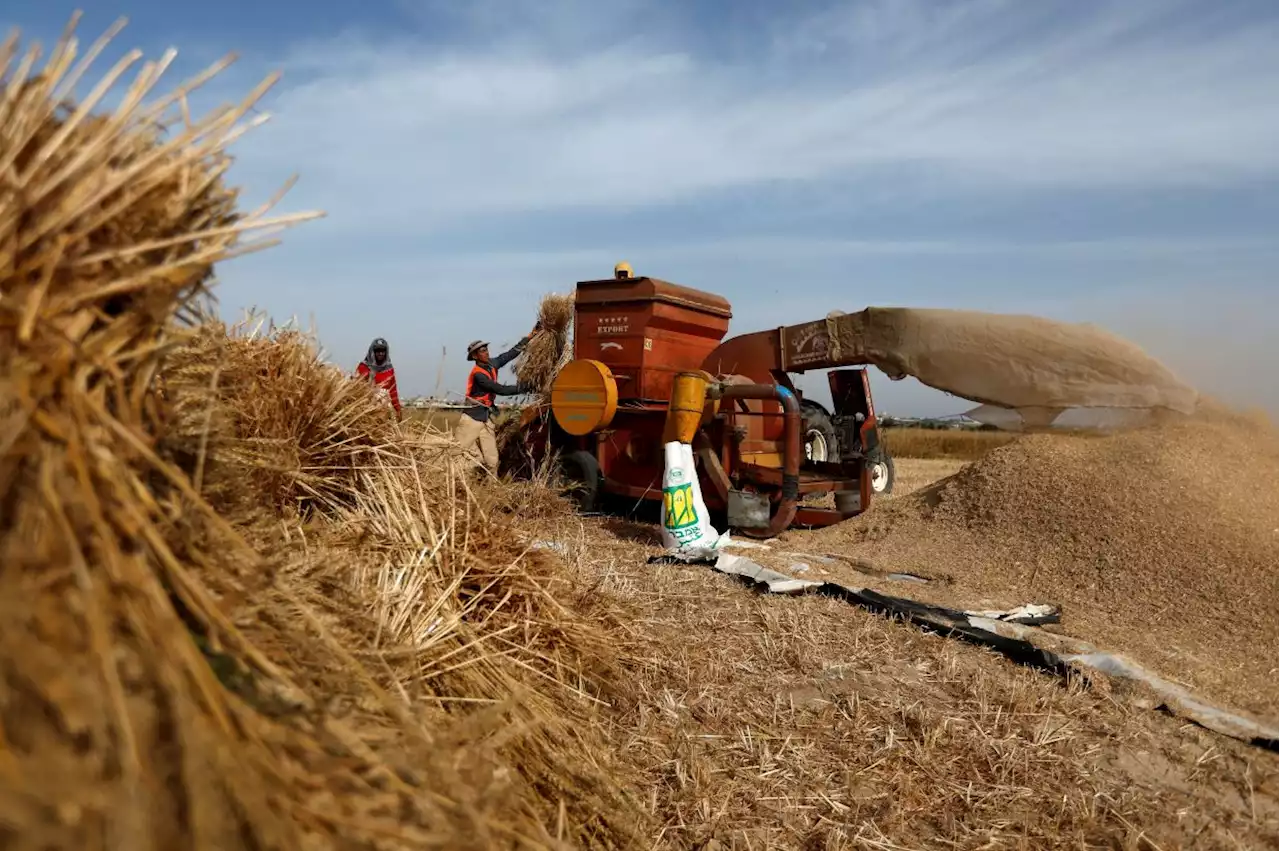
[227,0,1275,227]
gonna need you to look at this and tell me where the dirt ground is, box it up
[512,457,1278,850]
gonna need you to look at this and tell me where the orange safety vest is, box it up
[466,363,498,407]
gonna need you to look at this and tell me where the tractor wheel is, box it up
[867,450,896,495]
[801,402,838,464]
[559,450,601,513]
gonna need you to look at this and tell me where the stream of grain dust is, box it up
[843,308,1200,425]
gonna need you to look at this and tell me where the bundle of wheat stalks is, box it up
[0,16,642,851]
[497,293,574,460]
[162,318,645,850]
[162,313,420,519]
[0,16,322,848]
[514,292,575,397]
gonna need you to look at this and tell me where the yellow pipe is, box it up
[664,370,715,445]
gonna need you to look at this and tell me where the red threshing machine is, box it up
[508,265,897,539]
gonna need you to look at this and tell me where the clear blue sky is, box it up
[6,0,1277,415]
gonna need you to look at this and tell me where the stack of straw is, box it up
[159,317,648,849]
[0,17,645,849]
[161,314,418,520]
[0,16,328,848]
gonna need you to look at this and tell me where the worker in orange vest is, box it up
[356,337,402,421]
[454,323,539,471]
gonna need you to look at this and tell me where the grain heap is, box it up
[814,406,1279,719]
[0,18,643,850]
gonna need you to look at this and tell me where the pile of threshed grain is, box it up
[0,18,643,850]
[805,406,1279,720]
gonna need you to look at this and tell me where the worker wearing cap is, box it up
[356,337,402,421]
[455,323,540,471]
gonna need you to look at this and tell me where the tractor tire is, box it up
[867,450,896,495]
[559,450,601,513]
[801,402,838,464]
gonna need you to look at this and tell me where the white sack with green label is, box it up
[660,441,727,559]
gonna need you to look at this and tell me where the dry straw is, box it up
[514,292,575,397]
[0,15,643,850]
[162,312,414,519]
[159,317,647,848]
[497,292,575,464]
[0,14,328,848]
[19,14,1268,851]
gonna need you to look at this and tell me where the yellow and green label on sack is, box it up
[663,482,698,531]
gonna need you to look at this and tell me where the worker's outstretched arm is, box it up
[471,371,529,397]
[490,334,532,371]
[491,323,541,370]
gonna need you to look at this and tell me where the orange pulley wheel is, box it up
[550,359,619,436]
